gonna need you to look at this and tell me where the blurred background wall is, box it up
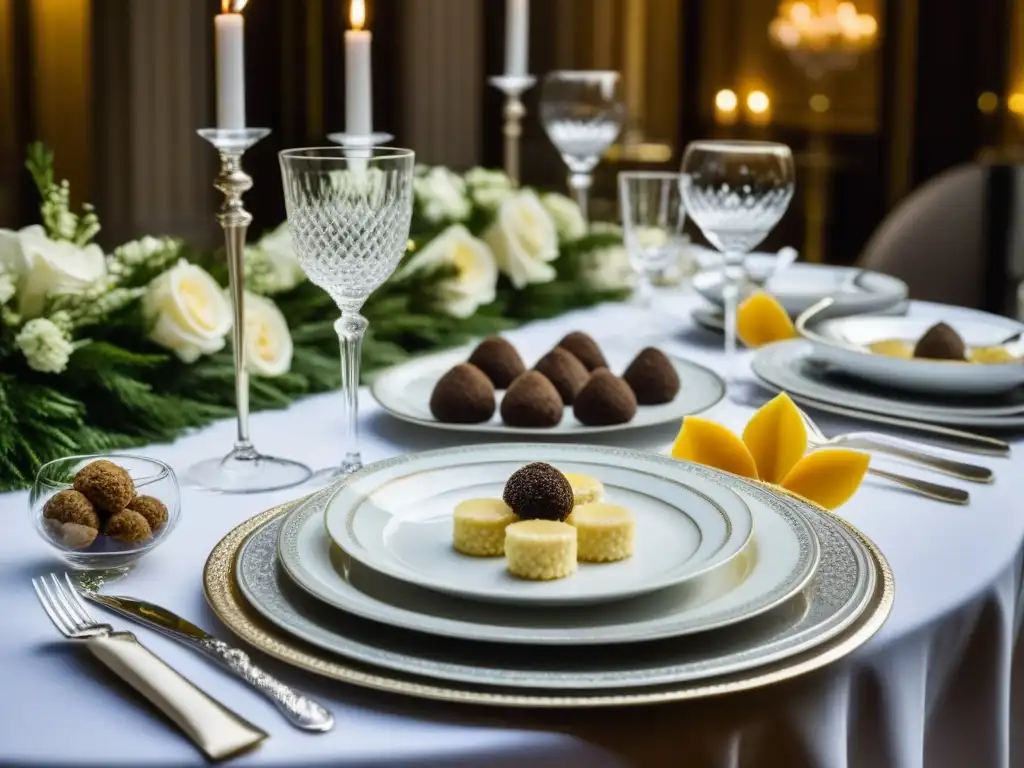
[1,0,1022,266]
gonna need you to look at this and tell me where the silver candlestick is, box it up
[187,128,311,494]
[489,74,536,186]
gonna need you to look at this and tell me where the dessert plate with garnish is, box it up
[796,299,1024,396]
[321,444,754,607]
[370,332,725,435]
[752,340,1024,429]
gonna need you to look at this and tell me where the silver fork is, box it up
[797,408,993,483]
[32,573,266,761]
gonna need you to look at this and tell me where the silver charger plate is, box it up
[322,445,754,607]
[692,262,908,318]
[752,340,1024,428]
[270,472,818,645]
[235,471,871,691]
[369,345,725,436]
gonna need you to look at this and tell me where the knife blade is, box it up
[82,591,334,732]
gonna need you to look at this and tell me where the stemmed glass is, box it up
[618,171,688,307]
[279,147,415,478]
[681,141,794,377]
[540,71,625,224]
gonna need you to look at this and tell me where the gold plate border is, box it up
[204,496,894,708]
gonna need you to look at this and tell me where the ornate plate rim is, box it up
[203,496,894,708]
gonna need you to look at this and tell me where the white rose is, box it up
[243,292,293,377]
[541,193,587,241]
[16,317,73,374]
[414,167,471,224]
[579,245,637,292]
[465,167,512,190]
[143,260,231,363]
[398,225,497,318]
[254,223,305,292]
[14,226,106,318]
[484,190,560,289]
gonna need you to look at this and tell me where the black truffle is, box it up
[430,363,496,423]
[622,347,681,405]
[574,370,638,426]
[500,371,563,428]
[913,322,966,361]
[502,462,575,522]
[533,347,589,405]
[557,331,608,372]
[468,336,527,389]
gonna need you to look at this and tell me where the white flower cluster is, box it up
[464,167,514,213]
[16,317,74,374]
[244,223,306,295]
[414,167,472,224]
[106,236,182,283]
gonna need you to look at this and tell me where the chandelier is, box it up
[769,1,878,79]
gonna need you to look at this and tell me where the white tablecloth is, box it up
[2,295,1023,767]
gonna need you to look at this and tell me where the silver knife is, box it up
[83,591,334,732]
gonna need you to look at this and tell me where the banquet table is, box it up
[3,293,1024,768]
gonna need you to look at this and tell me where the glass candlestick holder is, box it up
[187,128,312,494]
[488,74,537,186]
[327,131,395,148]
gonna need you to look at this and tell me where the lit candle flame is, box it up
[222,0,248,13]
[350,0,366,30]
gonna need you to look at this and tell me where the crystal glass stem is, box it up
[722,251,746,378]
[335,311,368,474]
[568,170,593,225]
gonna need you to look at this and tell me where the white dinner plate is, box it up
[751,340,1024,428]
[692,261,907,319]
[275,470,817,645]
[369,345,725,436]
[800,311,1024,396]
[235,473,872,691]
[322,444,755,607]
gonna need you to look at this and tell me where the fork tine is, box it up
[48,574,88,633]
[34,577,73,637]
[62,573,97,624]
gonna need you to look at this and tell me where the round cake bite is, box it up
[430,363,496,424]
[622,347,681,405]
[504,520,578,581]
[73,460,135,515]
[452,498,517,557]
[533,347,589,405]
[573,369,638,426]
[502,462,575,521]
[568,503,635,563]
[500,371,563,428]
[468,336,526,389]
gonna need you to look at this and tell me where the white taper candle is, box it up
[345,0,373,136]
[215,9,246,130]
[504,0,529,77]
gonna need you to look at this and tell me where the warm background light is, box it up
[977,92,999,115]
[715,89,738,113]
[809,93,830,113]
[746,90,770,114]
[221,0,248,13]
[350,0,366,30]
[1009,93,1024,115]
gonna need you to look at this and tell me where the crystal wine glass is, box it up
[540,71,625,224]
[279,147,415,478]
[618,171,688,307]
[681,141,794,377]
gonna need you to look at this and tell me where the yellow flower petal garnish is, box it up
[969,346,1018,364]
[741,392,808,484]
[671,417,759,480]
[671,392,869,509]
[736,291,797,348]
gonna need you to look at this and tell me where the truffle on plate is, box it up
[533,347,589,405]
[500,371,564,428]
[502,462,575,522]
[574,370,638,426]
[127,495,169,533]
[43,489,100,530]
[467,336,526,389]
[430,363,496,424]
[622,347,681,405]
[74,460,135,514]
[557,331,608,372]
[913,322,966,361]
[105,509,152,544]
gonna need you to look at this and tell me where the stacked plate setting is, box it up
[206,443,893,707]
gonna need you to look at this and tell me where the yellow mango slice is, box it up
[736,291,797,348]
[741,392,808,484]
[868,339,914,359]
[672,417,759,480]
[969,346,1018,364]
[780,448,870,510]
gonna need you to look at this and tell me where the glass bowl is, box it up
[30,454,180,571]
